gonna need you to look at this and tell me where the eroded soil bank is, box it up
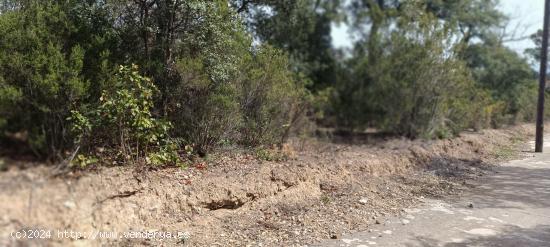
[0,125,534,246]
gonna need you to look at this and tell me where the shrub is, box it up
[166,56,241,155]
[161,2,248,154]
[167,46,310,153]
[463,43,538,125]
[162,4,310,153]
[0,4,88,157]
[239,45,310,146]
[336,12,485,138]
[70,65,175,163]
[0,0,311,161]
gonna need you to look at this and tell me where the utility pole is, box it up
[536,0,550,152]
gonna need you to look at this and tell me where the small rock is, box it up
[375,219,381,224]
[63,201,76,209]
[329,231,341,239]
[359,198,369,205]
[468,203,474,208]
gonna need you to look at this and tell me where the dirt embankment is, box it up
[0,124,534,246]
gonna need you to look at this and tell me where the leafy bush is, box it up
[0,3,88,157]
[1,1,310,161]
[158,2,248,154]
[167,56,241,155]
[6,0,537,164]
[70,65,175,163]
[335,12,485,138]
[166,46,310,153]
[463,43,538,125]
[162,5,309,153]
[239,45,310,146]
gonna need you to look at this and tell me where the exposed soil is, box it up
[0,124,534,247]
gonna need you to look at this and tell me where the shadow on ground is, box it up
[407,224,550,247]
[423,154,550,210]
[405,155,550,246]
[465,164,550,210]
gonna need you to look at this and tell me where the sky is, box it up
[331,0,546,56]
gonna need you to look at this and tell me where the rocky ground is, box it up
[0,124,534,246]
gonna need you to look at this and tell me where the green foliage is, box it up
[98,65,169,146]
[1,0,309,161]
[331,1,536,138]
[335,6,486,138]
[73,154,99,168]
[464,43,537,125]
[0,76,21,129]
[147,141,182,166]
[0,0,541,163]
[0,2,88,157]
[254,148,288,162]
[167,55,241,154]
[235,0,342,90]
[162,3,308,153]
[525,29,544,63]
[423,0,505,44]
[70,65,176,163]
[68,110,92,143]
[167,45,308,152]
[239,45,310,146]
[384,18,475,137]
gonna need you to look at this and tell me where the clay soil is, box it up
[0,124,535,246]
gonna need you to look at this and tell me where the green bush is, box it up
[0,3,88,157]
[2,0,540,163]
[166,56,241,155]
[160,2,249,154]
[463,43,538,126]
[335,12,485,138]
[166,46,310,153]
[70,65,175,163]
[161,4,309,154]
[239,45,310,146]
[1,1,310,161]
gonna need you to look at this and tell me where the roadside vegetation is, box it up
[0,0,544,166]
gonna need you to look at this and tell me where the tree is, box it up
[424,0,506,45]
[0,2,88,157]
[1,0,308,159]
[336,6,483,137]
[233,0,343,90]
[464,42,537,124]
[525,29,547,63]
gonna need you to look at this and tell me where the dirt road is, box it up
[317,140,550,247]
